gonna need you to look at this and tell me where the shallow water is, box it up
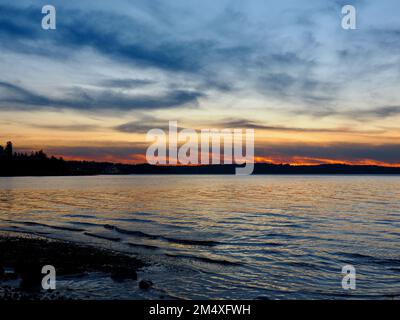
[1,175,400,299]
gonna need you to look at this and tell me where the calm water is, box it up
[1,175,400,299]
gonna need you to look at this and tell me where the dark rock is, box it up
[15,260,42,290]
[0,262,4,278]
[139,280,153,290]
[110,266,138,281]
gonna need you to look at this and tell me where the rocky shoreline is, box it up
[0,234,152,300]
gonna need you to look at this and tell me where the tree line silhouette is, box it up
[0,141,140,176]
[1,141,400,176]
[0,141,58,161]
[0,141,69,176]
[0,141,114,176]
[0,141,13,158]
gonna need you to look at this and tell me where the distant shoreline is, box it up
[1,160,400,177]
[2,144,400,176]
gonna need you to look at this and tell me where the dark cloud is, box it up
[256,142,400,164]
[29,123,102,131]
[199,78,234,93]
[296,105,400,120]
[40,144,148,162]
[369,28,400,53]
[216,119,384,134]
[0,4,330,98]
[0,4,226,73]
[0,81,203,111]
[356,106,400,119]
[258,72,338,107]
[115,121,185,134]
[97,78,155,89]
[1,1,400,122]
[114,113,186,133]
[0,81,52,107]
[114,122,160,134]
[259,73,295,98]
[17,141,400,165]
[0,5,39,38]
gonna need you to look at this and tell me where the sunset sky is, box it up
[1,0,400,165]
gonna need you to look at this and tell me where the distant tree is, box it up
[34,150,47,160]
[4,141,13,158]
[0,145,3,157]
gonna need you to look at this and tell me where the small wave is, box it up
[165,253,241,266]
[166,237,220,246]
[131,212,152,216]
[0,226,51,236]
[260,249,281,255]
[104,224,157,238]
[69,221,101,227]
[83,232,121,242]
[281,261,322,270]
[104,224,220,247]
[62,214,94,219]
[18,221,85,232]
[337,252,400,266]
[233,241,285,247]
[115,217,153,223]
[264,232,299,239]
[127,242,159,250]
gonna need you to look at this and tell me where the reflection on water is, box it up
[1,175,400,299]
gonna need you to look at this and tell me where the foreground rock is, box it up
[0,235,147,299]
[139,280,153,290]
[111,266,138,281]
